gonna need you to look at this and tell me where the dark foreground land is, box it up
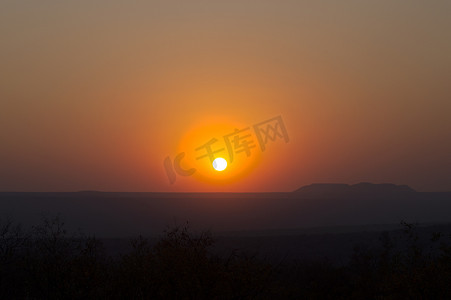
[1,185,451,298]
[1,216,451,299]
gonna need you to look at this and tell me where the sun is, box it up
[212,157,227,171]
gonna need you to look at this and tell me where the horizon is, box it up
[4,181,451,193]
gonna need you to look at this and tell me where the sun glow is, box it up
[176,117,262,185]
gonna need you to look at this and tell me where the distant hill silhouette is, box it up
[0,183,449,237]
[293,182,416,198]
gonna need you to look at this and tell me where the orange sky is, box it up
[1,1,450,192]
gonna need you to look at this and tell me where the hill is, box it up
[0,183,450,237]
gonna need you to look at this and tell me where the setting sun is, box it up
[212,157,227,171]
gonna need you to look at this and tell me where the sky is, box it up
[1,0,450,192]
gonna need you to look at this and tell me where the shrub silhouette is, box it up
[0,218,28,299]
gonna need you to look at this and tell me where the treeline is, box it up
[1,216,451,299]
